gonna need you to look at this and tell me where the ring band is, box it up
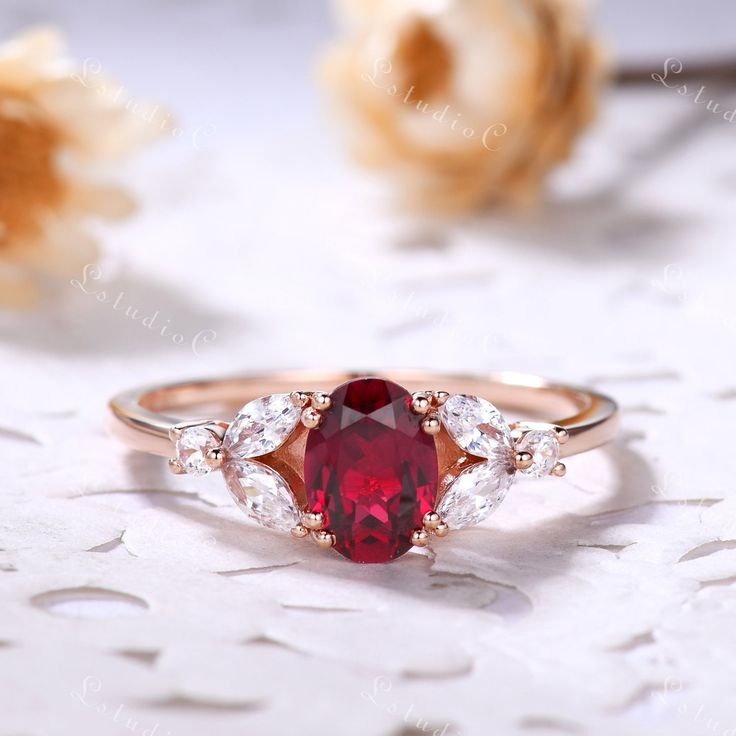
[109,371,618,564]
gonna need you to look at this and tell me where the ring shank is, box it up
[108,371,618,459]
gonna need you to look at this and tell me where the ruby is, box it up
[304,378,438,563]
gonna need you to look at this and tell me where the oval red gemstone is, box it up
[304,378,438,563]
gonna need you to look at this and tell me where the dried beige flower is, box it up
[0,28,168,308]
[321,0,605,213]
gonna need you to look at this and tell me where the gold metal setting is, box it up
[301,407,322,429]
[302,511,325,531]
[168,458,185,475]
[311,392,332,411]
[514,451,534,471]
[411,392,432,415]
[421,415,442,435]
[434,522,450,538]
[411,529,430,548]
[312,529,336,549]
[423,511,442,531]
[290,524,309,539]
[420,509,450,543]
[290,390,311,408]
[552,462,567,477]
[205,446,226,470]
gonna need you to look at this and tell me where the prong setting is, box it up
[552,462,567,477]
[205,446,226,470]
[301,407,322,429]
[411,392,432,415]
[290,390,311,408]
[168,458,186,475]
[411,529,430,548]
[311,392,332,411]
[302,511,325,531]
[434,521,449,537]
[514,451,534,471]
[312,529,336,549]
[420,510,450,542]
[421,415,441,435]
[423,511,442,531]
[290,524,309,539]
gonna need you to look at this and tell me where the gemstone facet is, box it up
[304,378,438,563]
[223,393,300,459]
[440,394,514,461]
[175,426,220,476]
[437,459,515,529]
[516,430,561,478]
[223,460,301,531]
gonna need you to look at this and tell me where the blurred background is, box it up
[1,1,735,735]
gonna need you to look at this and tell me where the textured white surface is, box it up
[1,2,736,735]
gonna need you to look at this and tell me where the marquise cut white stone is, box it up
[222,460,301,531]
[437,460,515,530]
[223,393,300,459]
[175,426,220,476]
[440,394,514,461]
[517,430,560,478]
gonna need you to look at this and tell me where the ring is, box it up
[109,371,618,564]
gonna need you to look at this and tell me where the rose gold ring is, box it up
[109,371,618,564]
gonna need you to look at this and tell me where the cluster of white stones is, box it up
[174,394,302,532]
[172,390,565,540]
[437,394,562,530]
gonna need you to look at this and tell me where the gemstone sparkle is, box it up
[304,377,438,563]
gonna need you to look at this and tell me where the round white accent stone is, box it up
[517,430,561,478]
[222,460,301,532]
[440,394,513,461]
[223,393,300,459]
[175,426,220,476]
[437,460,515,530]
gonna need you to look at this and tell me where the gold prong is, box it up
[552,462,567,477]
[555,427,569,445]
[514,451,534,471]
[510,427,524,442]
[434,522,449,538]
[411,392,432,415]
[411,529,430,548]
[312,529,336,549]
[432,390,449,407]
[423,511,442,531]
[421,415,441,435]
[168,458,186,475]
[290,524,309,539]
[290,391,310,407]
[205,446,226,470]
[302,511,325,531]
[311,392,332,411]
[301,407,322,429]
